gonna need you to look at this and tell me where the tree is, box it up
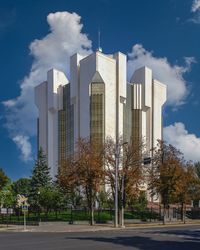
[0,168,9,191]
[0,184,16,208]
[96,190,111,209]
[37,185,64,216]
[180,162,200,211]
[12,178,31,196]
[104,137,146,225]
[148,141,184,224]
[29,148,52,211]
[58,138,105,225]
[174,163,200,222]
[194,162,200,179]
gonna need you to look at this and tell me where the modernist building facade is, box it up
[35,50,167,178]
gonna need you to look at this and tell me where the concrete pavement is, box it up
[0,225,200,250]
[1,220,200,233]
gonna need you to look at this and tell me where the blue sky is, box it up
[1,0,200,180]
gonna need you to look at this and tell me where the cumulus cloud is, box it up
[3,11,92,161]
[164,122,200,162]
[190,0,200,23]
[191,0,200,12]
[2,11,195,163]
[13,135,32,162]
[127,44,195,106]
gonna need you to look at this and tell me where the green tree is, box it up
[29,148,52,211]
[12,178,31,196]
[38,186,64,215]
[0,168,9,191]
[0,184,16,208]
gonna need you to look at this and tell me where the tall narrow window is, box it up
[58,84,74,163]
[132,109,141,150]
[90,82,105,147]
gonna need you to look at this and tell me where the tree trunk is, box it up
[119,208,122,227]
[181,202,184,222]
[181,203,186,224]
[163,204,166,225]
[90,203,94,226]
[119,207,125,227]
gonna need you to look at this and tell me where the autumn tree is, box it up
[148,141,185,224]
[194,162,200,179]
[58,156,81,208]
[173,162,200,222]
[58,138,105,225]
[104,137,146,225]
[193,162,200,206]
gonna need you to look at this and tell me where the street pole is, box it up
[115,143,119,228]
[120,141,128,228]
[121,172,125,228]
[24,211,26,231]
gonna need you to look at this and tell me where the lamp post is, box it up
[115,141,128,228]
[114,142,119,228]
[121,170,125,228]
[37,191,40,222]
[120,142,128,228]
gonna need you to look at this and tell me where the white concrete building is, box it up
[124,66,167,153]
[35,50,166,179]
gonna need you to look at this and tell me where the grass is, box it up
[0,209,160,223]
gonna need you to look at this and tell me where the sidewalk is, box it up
[0,223,114,233]
[0,220,200,233]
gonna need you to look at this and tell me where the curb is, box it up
[0,221,199,233]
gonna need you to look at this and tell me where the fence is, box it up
[0,205,194,225]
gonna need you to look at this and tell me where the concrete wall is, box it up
[130,66,167,152]
[35,69,69,178]
[71,51,127,142]
[35,81,48,154]
[35,52,167,183]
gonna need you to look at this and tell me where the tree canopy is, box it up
[0,168,9,191]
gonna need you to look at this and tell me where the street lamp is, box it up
[114,142,119,228]
[115,141,128,228]
[37,191,40,222]
[120,142,128,228]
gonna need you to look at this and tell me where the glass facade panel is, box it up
[58,84,74,162]
[90,83,105,147]
[132,109,141,149]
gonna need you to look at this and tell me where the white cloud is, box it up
[127,44,195,106]
[12,135,32,162]
[3,11,92,161]
[191,0,200,12]
[164,122,200,162]
[190,0,200,23]
[2,12,195,163]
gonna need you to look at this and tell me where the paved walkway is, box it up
[1,220,200,233]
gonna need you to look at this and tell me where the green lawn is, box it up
[0,209,160,223]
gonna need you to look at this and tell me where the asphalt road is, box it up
[0,225,200,250]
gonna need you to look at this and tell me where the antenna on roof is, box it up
[97,29,102,52]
